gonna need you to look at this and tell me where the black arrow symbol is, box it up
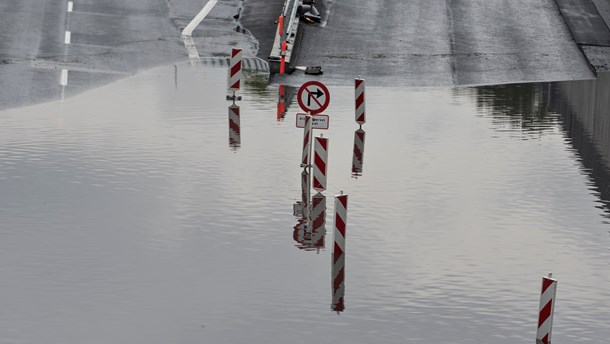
[307,88,324,107]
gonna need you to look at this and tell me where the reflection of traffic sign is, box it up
[296,113,329,130]
[297,81,330,114]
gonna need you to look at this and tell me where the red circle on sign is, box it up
[297,81,330,115]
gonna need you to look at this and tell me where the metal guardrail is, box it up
[282,0,300,41]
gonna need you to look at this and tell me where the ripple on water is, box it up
[0,65,609,343]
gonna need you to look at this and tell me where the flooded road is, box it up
[1,65,609,343]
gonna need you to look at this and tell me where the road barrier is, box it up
[331,193,348,313]
[269,0,302,73]
[301,114,312,167]
[228,48,242,92]
[536,274,558,344]
[313,136,329,192]
[355,78,366,125]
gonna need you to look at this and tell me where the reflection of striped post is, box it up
[228,48,242,92]
[331,193,348,313]
[311,193,327,249]
[351,129,365,177]
[301,115,312,167]
[228,105,241,149]
[355,78,366,125]
[277,84,286,121]
[313,136,328,192]
[293,217,310,249]
[280,40,287,75]
[301,170,311,219]
[536,274,558,344]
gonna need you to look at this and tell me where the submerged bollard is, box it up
[536,273,558,344]
[331,192,348,313]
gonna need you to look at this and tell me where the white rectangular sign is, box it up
[296,113,329,130]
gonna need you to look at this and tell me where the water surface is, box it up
[1,65,609,343]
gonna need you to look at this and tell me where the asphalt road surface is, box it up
[288,0,595,86]
[0,0,600,110]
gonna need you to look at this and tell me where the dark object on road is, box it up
[298,4,322,24]
[305,66,323,75]
[233,8,241,20]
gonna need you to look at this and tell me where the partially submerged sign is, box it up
[296,113,329,130]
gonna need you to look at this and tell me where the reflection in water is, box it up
[351,129,365,178]
[228,105,241,150]
[469,83,554,134]
[276,85,297,122]
[277,84,286,121]
[471,73,610,217]
[293,170,327,251]
[551,73,610,216]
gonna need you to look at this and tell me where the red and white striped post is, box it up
[311,193,327,250]
[355,78,366,125]
[228,105,241,150]
[313,136,328,192]
[301,114,313,168]
[351,129,365,177]
[536,273,558,344]
[331,192,348,313]
[228,48,242,95]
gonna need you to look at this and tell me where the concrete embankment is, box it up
[554,0,610,74]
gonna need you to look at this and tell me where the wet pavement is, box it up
[0,0,282,111]
[287,0,594,86]
[1,64,610,343]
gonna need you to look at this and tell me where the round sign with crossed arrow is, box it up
[297,81,330,115]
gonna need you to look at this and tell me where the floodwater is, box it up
[1,65,609,344]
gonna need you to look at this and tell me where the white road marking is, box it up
[181,0,218,37]
[182,36,201,61]
[67,2,73,12]
[60,69,69,86]
[64,31,71,44]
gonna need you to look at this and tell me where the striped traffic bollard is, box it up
[228,48,242,93]
[331,193,348,313]
[311,193,327,250]
[301,114,313,168]
[355,78,366,125]
[351,129,365,177]
[313,136,329,192]
[536,273,558,344]
[228,105,241,150]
